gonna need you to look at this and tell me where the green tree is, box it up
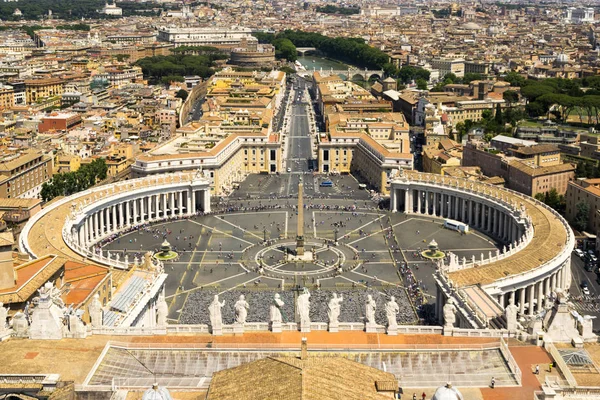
[494,103,503,125]
[463,73,482,83]
[175,89,188,101]
[573,201,590,232]
[503,90,519,106]
[416,79,428,90]
[503,71,525,87]
[273,38,298,62]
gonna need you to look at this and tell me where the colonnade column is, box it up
[424,191,429,215]
[111,205,117,232]
[417,191,422,214]
[519,288,525,315]
[192,190,196,214]
[125,200,131,227]
[528,285,535,316]
[536,282,543,312]
[140,197,145,223]
[178,191,184,216]
[454,196,459,220]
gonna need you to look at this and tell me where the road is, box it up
[569,252,600,330]
[283,82,313,196]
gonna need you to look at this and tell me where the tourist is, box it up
[490,377,495,389]
[535,364,540,375]
[412,394,416,400]
[421,392,426,400]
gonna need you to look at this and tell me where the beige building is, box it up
[317,113,412,194]
[24,78,64,103]
[565,178,600,234]
[422,138,462,174]
[0,150,53,199]
[132,70,285,194]
[462,141,575,197]
[0,84,14,110]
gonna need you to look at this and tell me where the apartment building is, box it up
[462,141,575,196]
[317,113,412,194]
[565,178,600,234]
[24,78,64,104]
[38,112,82,133]
[0,84,14,110]
[0,150,53,199]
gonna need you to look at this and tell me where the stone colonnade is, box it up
[391,181,572,320]
[390,186,523,243]
[76,186,210,248]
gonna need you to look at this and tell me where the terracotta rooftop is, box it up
[0,255,61,304]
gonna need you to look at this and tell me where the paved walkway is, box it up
[480,346,556,400]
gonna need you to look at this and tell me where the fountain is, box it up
[421,239,445,260]
[153,239,178,261]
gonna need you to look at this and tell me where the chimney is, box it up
[301,337,308,360]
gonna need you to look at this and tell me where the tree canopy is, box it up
[134,50,227,84]
[41,158,108,202]
[316,5,360,15]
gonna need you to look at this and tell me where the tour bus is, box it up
[320,180,334,187]
[443,219,469,234]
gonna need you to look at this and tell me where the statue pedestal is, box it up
[271,321,282,333]
[443,326,453,336]
[328,322,339,333]
[300,323,311,333]
[365,323,377,333]
[387,326,398,336]
[233,323,244,334]
[211,325,223,336]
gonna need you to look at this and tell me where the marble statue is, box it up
[385,296,400,329]
[0,302,8,332]
[270,293,285,323]
[156,294,168,328]
[296,288,311,327]
[504,298,518,332]
[443,298,457,329]
[88,293,103,328]
[327,293,343,324]
[12,312,28,338]
[29,282,66,340]
[68,313,86,338]
[365,294,376,325]
[234,295,249,324]
[209,295,225,333]
[143,252,155,270]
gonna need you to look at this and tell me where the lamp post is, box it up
[334,228,339,246]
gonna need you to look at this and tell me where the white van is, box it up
[443,219,469,234]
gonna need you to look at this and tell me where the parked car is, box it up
[574,249,585,258]
[582,281,591,295]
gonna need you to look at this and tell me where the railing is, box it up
[500,337,522,385]
[544,341,578,387]
[108,340,502,351]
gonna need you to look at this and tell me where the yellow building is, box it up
[24,78,64,103]
[317,113,412,194]
[422,138,462,174]
[54,153,81,174]
[0,84,15,110]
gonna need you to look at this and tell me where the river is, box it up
[297,55,348,72]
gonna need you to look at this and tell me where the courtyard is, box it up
[102,190,499,327]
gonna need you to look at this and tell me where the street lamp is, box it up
[263,227,268,243]
[334,228,339,246]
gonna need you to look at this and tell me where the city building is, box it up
[38,112,82,133]
[566,178,600,234]
[98,1,123,16]
[462,140,576,196]
[0,150,53,199]
[157,26,258,50]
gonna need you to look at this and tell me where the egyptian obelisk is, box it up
[296,177,304,256]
